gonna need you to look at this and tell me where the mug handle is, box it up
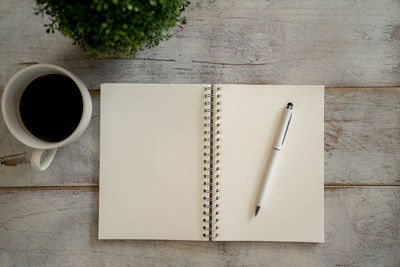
[31,148,57,171]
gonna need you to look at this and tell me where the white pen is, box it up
[255,102,293,217]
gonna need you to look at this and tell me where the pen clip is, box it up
[281,113,292,145]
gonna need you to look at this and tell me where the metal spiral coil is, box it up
[202,85,221,240]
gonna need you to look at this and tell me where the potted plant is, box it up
[36,0,190,58]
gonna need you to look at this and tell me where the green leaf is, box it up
[34,0,191,58]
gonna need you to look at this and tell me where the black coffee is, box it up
[19,74,83,142]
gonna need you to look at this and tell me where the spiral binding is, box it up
[202,84,221,240]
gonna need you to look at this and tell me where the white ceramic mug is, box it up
[2,64,92,171]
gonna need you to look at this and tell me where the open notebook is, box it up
[99,84,324,242]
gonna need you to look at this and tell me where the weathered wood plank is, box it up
[1,88,400,186]
[325,88,400,185]
[1,0,399,89]
[0,187,398,266]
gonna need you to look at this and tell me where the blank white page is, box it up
[218,85,324,242]
[99,84,204,240]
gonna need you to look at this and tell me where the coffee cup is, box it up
[2,64,92,171]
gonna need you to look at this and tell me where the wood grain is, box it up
[1,88,399,186]
[1,0,400,89]
[1,1,399,265]
[0,187,398,266]
[325,87,400,185]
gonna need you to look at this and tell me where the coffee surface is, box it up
[19,74,83,142]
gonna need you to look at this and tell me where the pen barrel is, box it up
[274,108,292,150]
[257,149,280,206]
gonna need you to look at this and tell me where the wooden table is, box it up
[1,0,399,266]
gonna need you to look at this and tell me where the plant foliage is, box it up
[36,0,190,58]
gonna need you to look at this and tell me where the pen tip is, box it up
[287,102,293,109]
[255,206,260,217]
